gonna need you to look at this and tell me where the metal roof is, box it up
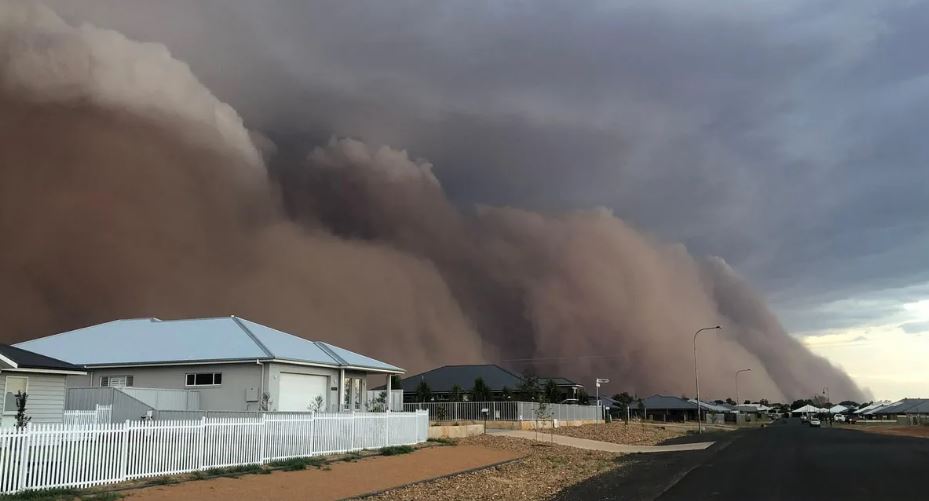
[0,344,84,373]
[697,400,736,413]
[854,401,893,414]
[641,395,698,411]
[871,398,929,415]
[385,364,525,393]
[14,317,402,373]
[539,377,583,388]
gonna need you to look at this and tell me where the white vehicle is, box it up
[834,414,846,422]
[800,415,809,422]
[809,418,821,427]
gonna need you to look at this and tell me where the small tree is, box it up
[577,389,590,405]
[450,384,464,402]
[501,386,513,400]
[309,395,326,412]
[613,392,634,421]
[390,374,402,388]
[472,378,492,402]
[415,380,432,403]
[518,374,541,401]
[544,379,560,403]
[15,391,31,429]
[725,397,737,406]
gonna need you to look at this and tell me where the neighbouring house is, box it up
[0,344,86,426]
[854,400,893,418]
[15,317,404,414]
[639,394,699,421]
[735,403,773,414]
[383,364,526,402]
[869,398,929,417]
[791,404,827,415]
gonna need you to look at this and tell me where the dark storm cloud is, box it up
[1,1,876,401]
[42,2,929,334]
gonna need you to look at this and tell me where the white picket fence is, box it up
[403,401,603,422]
[0,411,428,494]
[62,405,113,426]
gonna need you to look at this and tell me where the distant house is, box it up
[0,344,85,426]
[868,398,929,417]
[639,394,699,421]
[15,317,403,413]
[383,364,524,402]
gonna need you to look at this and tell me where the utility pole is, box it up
[693,326,721,433]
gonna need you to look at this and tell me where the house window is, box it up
[3,376,28,415]
[186,373,222,386]
[101,376,133,388]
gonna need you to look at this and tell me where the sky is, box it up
[40,0,929,401]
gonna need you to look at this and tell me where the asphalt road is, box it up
[556,419,929,501]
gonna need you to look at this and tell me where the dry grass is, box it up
[843,424,929,439]
[367,434,622,501]
[549,421,690,446]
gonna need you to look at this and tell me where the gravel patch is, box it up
[550,421,689,446]
[364,435,622,501]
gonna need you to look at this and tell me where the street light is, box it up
[693,325,721,434]
[735,369,752,407]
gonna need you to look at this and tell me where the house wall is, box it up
[67,363,267,412]
[65,362,380,413]
[1,371,67,426]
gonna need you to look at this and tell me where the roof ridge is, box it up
[230,316,273,358]
[314,341,347,366]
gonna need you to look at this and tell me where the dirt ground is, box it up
[550,421,690,445]
[123,445,520,501]
[845,424,929,439]
[368,434,622,501]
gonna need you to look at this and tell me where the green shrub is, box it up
[225,464,262,475]
[427,437,456,445]
[267,456,326,471]
[1,488,80,501]
[79,493,123,501]
[379,445,414,456]
[0,488,123,501]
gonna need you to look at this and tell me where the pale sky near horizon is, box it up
[46,0,929,401]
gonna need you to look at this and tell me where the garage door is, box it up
[278,373,329,412]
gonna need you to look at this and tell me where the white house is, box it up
[0,344,86,426]
[15,316,404,414]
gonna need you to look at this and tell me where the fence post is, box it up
[385,411,390,447]
[17,424,32,492]
[258,414,266,464]
[351,411,356,452]
[120,420,130,481]
[198,416,206,470]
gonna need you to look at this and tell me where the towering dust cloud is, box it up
[0,2,866,402]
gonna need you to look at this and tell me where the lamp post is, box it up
[735,369,752,407]
[693,325,721,433]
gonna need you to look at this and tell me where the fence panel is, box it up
[404,401,602,422]
[0,411,428,494]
